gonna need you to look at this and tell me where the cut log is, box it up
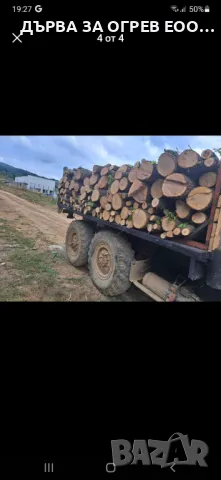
[84,185,93,193]
[177,149,200,169]
[95,207,101,214]
[133,202,139,209]
[107,193,113,203]
[115,170,123,180]
[128,180,148,203]
[75,168,91,180]
[99,213,103,219]
[191,212,208,225]
[162,173,195,198]
[166,231,174,238]
[80,186,85,195]
[173,228,181,236]
[137,161,157,182]
[150,215,161,223]
[214,208,220,222]
[162,217,177,232]
[132,209,150,229]
[117,164,129,173]
[201,149,218,160]
[110,180,120,195]
[110,210,116,216]
[120,207,130,220]
[73,182,80,192]
[142,202,148,210]
[121,193,128,200]
[104,203,112,211]
[92,209,96,217]
[94,183,100,190]
[120,219,126,226]
[128,168,138,183]
[147,224,153,233]
[126,220,134,229]
[112,193,124,211]
[115,214,122,225]
[80,192,87,201]
[218,195,221,208]
[109,216,114,223]
[98,175,108,189]
[153,223,162,232]
[93,165,103,173]
[212,211,221,250]
[157,151,178,177]
[204,156,220,169]
[90,174,99,186]
[100,195,109,209]
[101,165,111,176]
[186,186,213,211]
[160,232,167,239]
[65,181,70,189]
[175,200,191,220]
[181,225,196,236]
[147,207,154,215]
[91,189,100,202]
[69,179,75,190]
[199,172,217,188]
[103,210,110,221]
[151,198,166,211]
[126,200,133,207]
[119,177,129,191]
[83,177,90,187]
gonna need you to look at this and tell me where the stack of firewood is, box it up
[57,149,221,242]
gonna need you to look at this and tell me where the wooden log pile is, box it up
[57,149,221,245]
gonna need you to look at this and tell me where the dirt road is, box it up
[0,190,70,246]
[0,190,149,301]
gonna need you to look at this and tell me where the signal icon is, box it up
[181,6,187,12]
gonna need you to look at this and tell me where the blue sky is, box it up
[0,136,221,180]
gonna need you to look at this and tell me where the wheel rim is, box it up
[67,231,80,258]
[94,243,113,279]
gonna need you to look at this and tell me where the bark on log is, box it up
[175,200,191,220]
[186,186,213,211]
[150,178,164,199]
[199,172,217,188]
[128,168,138,183]
[162,173,195,198]
[119,177,129,191]
[132,209,150,229]
[157,151,178,177]
[98,175,108,189]
[181,225,196,236]
[191,212,208,224]
[90,174,99,186]
[93,165,103,174]
[110,180,120,195]
[177,150,200,169]
[75,168,91,180]
[214,208,220,222]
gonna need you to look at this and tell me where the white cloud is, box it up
[11,136,32,149]
[91,143,109,159]
[145,139,162,160]
[65,136,79,147]
[105,136,123,146]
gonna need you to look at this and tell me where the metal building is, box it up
[15,175,55,195]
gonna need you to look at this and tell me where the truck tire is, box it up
[88,230,134,296]
[66,221,94,267]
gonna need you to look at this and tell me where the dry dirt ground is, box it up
[0,189,148,302]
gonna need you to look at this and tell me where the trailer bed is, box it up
[58,202,212,263]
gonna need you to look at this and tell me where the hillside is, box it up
[0,161,58,186]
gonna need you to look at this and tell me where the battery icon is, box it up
[205,5,210,12]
